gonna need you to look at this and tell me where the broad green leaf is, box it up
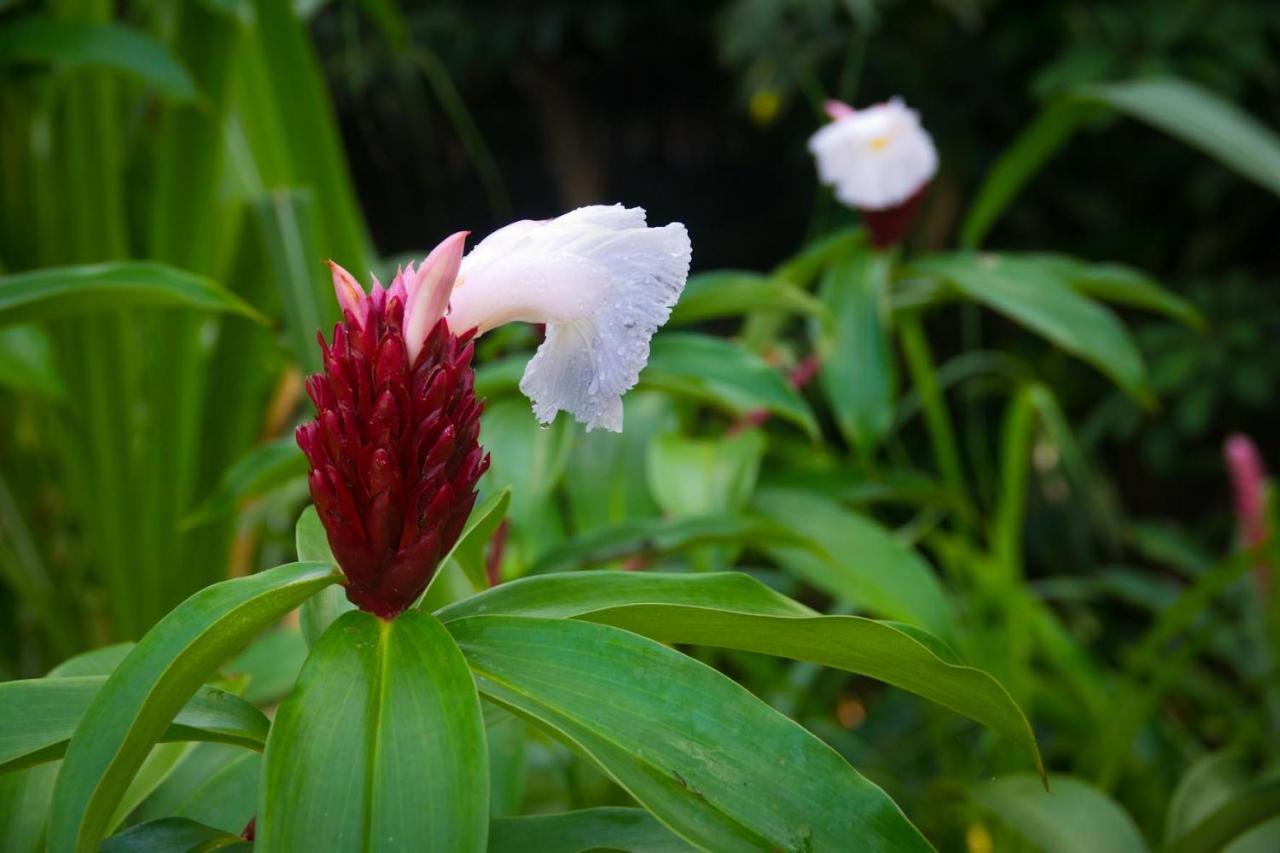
[909,253,1148,401]
[0,325,63,398]
[774,225,866,289]
[437,570,808,623]
[669,271,824,326]
[1018,254,1202,329]
[184,438,307,528]
[0,263,265,329]
[0,18,198,101]
[49,561,338,853]
[437,487,512,592]
[450,616,932,852]
[646,430,765,517]
[641,333,819,438]
[295,506,355,647]
[816,250,896,451]
[960,99,1095,249]
[582,605,1043,780]
[971,775,1147,853]
[489,808,691,852]
[531,515,782,574]
[99,818,249,853]
[258,610,488,852]
[753,488,953,636]
[0,677,267,772]
[1075,78,1280,200]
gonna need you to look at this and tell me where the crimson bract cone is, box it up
[297,287,488,618]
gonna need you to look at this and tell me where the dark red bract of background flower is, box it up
[297,283,488,618]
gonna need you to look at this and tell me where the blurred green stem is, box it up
[899,312,974,537]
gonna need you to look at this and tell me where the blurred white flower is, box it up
[807,97,937,211]
[447,205,692,432]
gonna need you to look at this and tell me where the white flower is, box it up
[807,97,938,210]
[446,205,692,432]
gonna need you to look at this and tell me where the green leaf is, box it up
[437,570,808,623]
[251,188,330,373]
[0,18,198,102]
[582,605,1043,780]
[295,506,355,647]
[480,398,574,529]
[752,488,953,637]
[47,643,136,678]
[1075,78,1280,200]
[960,99,1095,249]
[0,262,266,329]
[646,430,765,517]
[184,438,307,528]
[816,250,896,451]
[99,817,249,853]
[488,808,691,852]
[438,487,512,592]
[0,325,63,398]
[258,610,488,852]
[450,616,932,852]
[641,333,819,438]
[1168,775,1280,853]
[669,271,825,326]
[49,561,338,853]
[530,515,781,574]
[1018,254,1203,329]
[909,253,1149,401]
[134,743,260,835]
[0,677,267,772]
[971,775,1147,853]
[226,627,308,705]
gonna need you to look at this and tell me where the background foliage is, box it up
[0,0,1278,851]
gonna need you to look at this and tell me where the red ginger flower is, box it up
[297,233,488,618]
[297,207,691,616]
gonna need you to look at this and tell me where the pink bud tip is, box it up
[824,99,856,121]
[405,230,469,361]
[327,260,368,327]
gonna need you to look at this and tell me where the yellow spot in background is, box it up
[869,135,890,151]
[750,89,781,126]
[967,823,993,853]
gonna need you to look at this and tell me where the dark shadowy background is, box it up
[310,0,1280,534]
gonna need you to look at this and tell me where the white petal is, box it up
[807,98,937,210]
[449,204,692,432]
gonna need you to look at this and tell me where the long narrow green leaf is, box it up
[960,100,1094,249]
[581,604,1043,780]
[1076,78,1280,200]
[753,488,953,636]
[184,438,307,528]
[0,677,267,772]
[488,808,691,852]
[531,515,781,574]
[0,263,265,328]
[0,325,63,397]
[252,189,328,372]
[450,616,932,852]
[49,562,338,853]
[99,818,250,853]
[437,570,808,623]
[909,253,1149,402]
[0,18,198,102]
[1167,779,1280,853]
[258,610,488,852]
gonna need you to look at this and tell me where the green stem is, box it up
[899,313,974,537]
